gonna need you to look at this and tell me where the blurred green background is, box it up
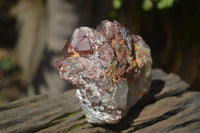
[0,0,199,104]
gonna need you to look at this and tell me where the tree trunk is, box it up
[16,0,89,95]
[16,0,46,83]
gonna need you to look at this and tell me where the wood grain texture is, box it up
[0,69,200,133]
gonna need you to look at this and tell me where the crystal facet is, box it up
[55,20,152,124]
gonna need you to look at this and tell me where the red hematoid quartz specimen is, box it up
[55,20,152,124]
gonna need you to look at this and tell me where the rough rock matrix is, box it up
[55,20,152,124]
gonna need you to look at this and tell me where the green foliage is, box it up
[0,56,16,72]
[112,0,178,12]
[142,0,153,11]
[142,0,177,11]
[157,0,174,9]
[112,0,123,10]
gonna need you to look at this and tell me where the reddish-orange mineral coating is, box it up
[63,37,93,58]
[55,20,140,82]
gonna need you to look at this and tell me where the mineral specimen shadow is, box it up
[93,79,165,131]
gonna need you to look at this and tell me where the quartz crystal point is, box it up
[55,20,152,124]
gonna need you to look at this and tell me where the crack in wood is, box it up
[34,110,82,133]
[130,108,184,132]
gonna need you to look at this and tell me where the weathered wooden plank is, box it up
[122,91,200,133]
[0,89,81,133]
[0,69,199,133]
[0,95,48,111]
[65,73,199,133]
[37,111,85,133]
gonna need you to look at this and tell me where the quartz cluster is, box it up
[55,20,152,124]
